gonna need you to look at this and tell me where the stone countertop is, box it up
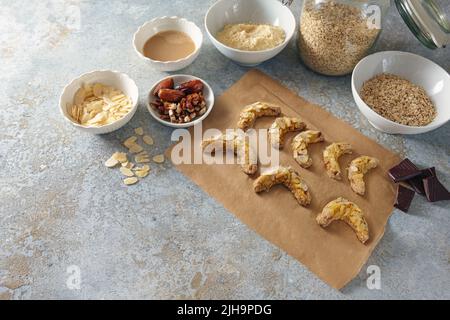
[0,0,448,300]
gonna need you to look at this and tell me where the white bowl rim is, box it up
[59,69,139,130]
[146,74,215,128]
[132,16,203,64]
[352,50,450,130]
[204,0,296,54]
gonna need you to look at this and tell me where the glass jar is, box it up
[297,0,389,76]
[395,0,450,49]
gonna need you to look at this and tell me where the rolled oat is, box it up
[298,1,380,76]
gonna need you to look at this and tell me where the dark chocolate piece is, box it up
[388,159,421,183]
[394,185,415,212]
[423,176,450,202]
[407,167,436,195]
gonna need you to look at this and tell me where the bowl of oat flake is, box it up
[352,51,450,134]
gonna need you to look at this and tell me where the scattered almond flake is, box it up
[136,152,149,158]
[112,152,127,163]
[128,144,144,154]
[135,170,149,178]
[105,156,119,168]
[153,154,165,164]
[135,156,150,161]
[134,127,144,136]
[121,161,129,167]
[136,164,150,172]
[135,152,149,158]
[120,167,134,177]
[133,164,150,178]
[123,136,137,148]
[135,156,150,164]
[126,162,135,169]
[124,177,138,185]
[143,135,154,145]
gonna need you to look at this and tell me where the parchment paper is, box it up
[167,70,400,289]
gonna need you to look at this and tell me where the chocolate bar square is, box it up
[407,167,436,195]
[388,159,421,183]
[394,185,415,213]
[423,176,450,202]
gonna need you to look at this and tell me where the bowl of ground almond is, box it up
[205,0,296,66]
[352,51,450,134]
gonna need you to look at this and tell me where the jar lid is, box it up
[395,0,450,49]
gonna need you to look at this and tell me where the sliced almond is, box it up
[93,83,103,97]
[134,164,150,177]
[105,156,119,168]
[135,156,150,163]
[71,84,131,127]
[136,153,148,157]
[124,177,138,185]
[86,111,107,125]
[128,144,144,154]
[153,154,165,164]
[74,87,86,105]
[135,170,149,178]
[111,94,125,101]
[112,152,128,163]
[123,136,138,148]
[136,159,150,164]
[120,167,134,177]
[143,135,154,145]
[134,127,144,136]
[135,164,150,172]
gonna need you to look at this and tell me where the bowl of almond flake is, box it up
[352,51,450,135]
[59,70,139,134]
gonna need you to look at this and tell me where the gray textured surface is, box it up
[0,0,449,300]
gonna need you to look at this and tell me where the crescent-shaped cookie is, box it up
[316,197,369,244]
[269,117,306,149]
[237,102,281,131]
[348,156,379,195]
[291,130,324,168]
[201,132,257,175]
[323,142,352,180]
[253,166,311,206]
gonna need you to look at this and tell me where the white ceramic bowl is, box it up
[133,16,203,72]
[59,70,139,134]
[205,0,296,66]
[352,51,450,134]
[147,75,214,128]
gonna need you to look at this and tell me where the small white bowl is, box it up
[133,16,203,72]
[59,70,139,134]
[205,0,296,66]
[352,51,450,134]
[147,75,214,128]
